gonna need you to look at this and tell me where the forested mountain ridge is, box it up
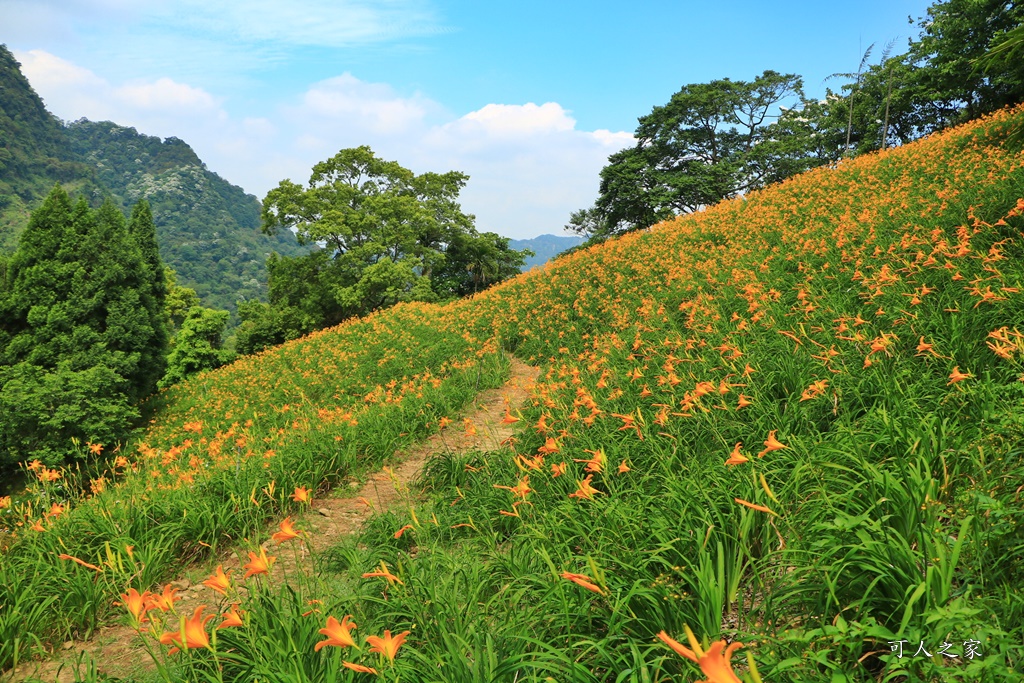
[0,46,100,251]
[62,120,308,315]
[0,45,306,317]
[508,234,584,270]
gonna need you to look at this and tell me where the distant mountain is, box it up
[508,234,585,270]
[0,45,306,318]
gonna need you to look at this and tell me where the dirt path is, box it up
[7,357,539,683]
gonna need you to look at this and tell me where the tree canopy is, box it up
[573,0,1024,241]
[240,147,528,354]
[0,186,167,466]
[586,71,807,238]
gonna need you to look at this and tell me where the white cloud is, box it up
[457,102,576,136]
[114,78,220,113]
[299,74,434,134]
[14,52,633,239]
[14,49,224,128]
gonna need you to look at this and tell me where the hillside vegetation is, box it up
[0,46,306,318]
[2,106,1024,682]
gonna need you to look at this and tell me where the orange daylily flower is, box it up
[617,460,630,474]
[569,474,603,501]
[494,475,532,500]
[550,462,566,477]
[203,565,232,595]
[916,336,940,356]
[147,584,182,612]
[948,366,972,384]
[315,614,358,651]
[537,437,560,454]
[362,561,404,585]
[160,606,214,654]
[501,408,520,424]
[393,524,414,539]
[243,546,275,578]
[292,486,311,503]
[757,430,787,457]
[342,661,379,674]
[724,443,748,467]
[657,627,745,683]
[218,604,244,629]
[88,443,103,455]
[58,553,102,572]
[272,517,301,543]
[120,587,151,623]
[561,571,606,595]
[574,448,607,473]
[800,380,828,401]
[438,416,452,429]
[735,394,753,409]
[365,629,411,662]
[734,498,777,516]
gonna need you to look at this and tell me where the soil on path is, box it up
[7,357,539,683]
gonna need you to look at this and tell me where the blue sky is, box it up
[2,0,934,239]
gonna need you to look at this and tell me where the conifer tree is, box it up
[128,200,168,394]
[0,186,166,467]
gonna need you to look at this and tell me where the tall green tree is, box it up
[246,146,527,354]
[159,306,232,389]
[583,70,806,238]
[128,200,168,394]
[0,186,165,466]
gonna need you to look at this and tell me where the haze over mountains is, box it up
[508,234,584,269]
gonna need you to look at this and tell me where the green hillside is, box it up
[0,45,306,317]
[63,120,307,315]
[0,46,99,251]
[2,106,1023,681]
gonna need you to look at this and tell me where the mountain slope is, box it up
[508,233,584,269]
[0,45,305,316]
[0,46,98,251]
[63,120,307,314]
[3,106,1024,680]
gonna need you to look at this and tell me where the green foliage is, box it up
[0,186,165,467]
[906,0,1024,127]
[63,120,308,319]
[164,266,202,330]
[128,200,169,393]
[159,306,233,389]
[587,70,808,237]
[248,146,527,353]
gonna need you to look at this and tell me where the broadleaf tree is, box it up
[581,70,807,239]
[243,146,528,354]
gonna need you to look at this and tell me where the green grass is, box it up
[3,106,1024,682]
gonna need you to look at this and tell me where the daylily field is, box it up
[2,106,1024,682]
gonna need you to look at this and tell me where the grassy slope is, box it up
[2,107,1024,681]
